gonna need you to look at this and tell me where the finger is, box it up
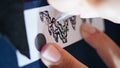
[87,0,105,6]
[80,23,120,68]
[47,0,100,17]
[40,43,88,68]
[87,0,120,24]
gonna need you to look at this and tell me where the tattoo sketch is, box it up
[69,16,76,30]
[39,10,93,43]
[81,18,93,24]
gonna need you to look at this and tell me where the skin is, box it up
[48,0,120,23]
[80,24,120,68]
[87,0,105,6]
[40,23,120,68]
[87,0,120,24]
[40,0,120,68]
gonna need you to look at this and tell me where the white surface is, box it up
[16,5,105,67]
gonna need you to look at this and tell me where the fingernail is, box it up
[40,44,61,63]
[81,23,96,38]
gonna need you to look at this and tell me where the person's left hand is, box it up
[40,23,120,68]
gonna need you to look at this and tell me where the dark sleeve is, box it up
[0,0,30,58]
[0,35,18,68]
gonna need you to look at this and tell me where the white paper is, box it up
[16,5,105,67]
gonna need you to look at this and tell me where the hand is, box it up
[87,0,120,24]
[48,0,120,24]
[40,23,120,68]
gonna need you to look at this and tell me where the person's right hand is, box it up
[48,0,120,24]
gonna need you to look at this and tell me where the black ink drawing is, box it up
[81,18,93,24]
[39,10,94,43]
[39,10,76,43]
[69,16,76,30]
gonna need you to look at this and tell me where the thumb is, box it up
[40,43,88,68]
